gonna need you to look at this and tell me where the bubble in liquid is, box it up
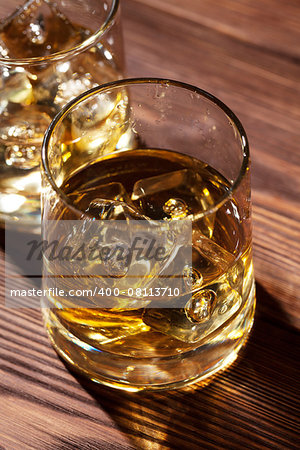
[163,198,188,218]
[182,265,203,291]
[185,289,216,324]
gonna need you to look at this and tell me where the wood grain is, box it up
[0,0,299,449]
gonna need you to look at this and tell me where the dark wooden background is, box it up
[0,0,299,448]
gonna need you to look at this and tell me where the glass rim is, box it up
[42,77,250,219]
[0,0,119,66]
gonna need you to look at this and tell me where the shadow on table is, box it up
[64,282,298,450]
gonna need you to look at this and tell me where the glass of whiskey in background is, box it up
[0,0,123,231]
[41,78,256,391]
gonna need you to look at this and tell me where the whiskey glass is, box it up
[0,0,122,231]
[41,78,256,391]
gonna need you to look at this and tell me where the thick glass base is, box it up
[42,284,255,392]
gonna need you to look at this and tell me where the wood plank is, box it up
[130,0,300,59]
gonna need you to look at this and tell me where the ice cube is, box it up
[69,184,189,296]
[83,197,151,281]
[132,169,196,218]
[84,202,186,293]
[192,226,236,284]
[5,144,39,169]
[54,48,120,109]
[31,52,106,107]
[143,281,242,343]
[68,182,131,213]
[116,125,139,151]
[30,65,59,105]
[214,282,242,318]
[131,169,215,235]
[85,199,120,220]
[143,308,202,343]
[193,232,234,269]
[0,104,52,169]
[88,182,129,203]
[70,88,129,156]
[54,75,97,108]
[0,65,33,108]
[192,225,245,290]
[0,0,84,59]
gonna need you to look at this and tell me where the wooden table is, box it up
[0,0,299,448]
